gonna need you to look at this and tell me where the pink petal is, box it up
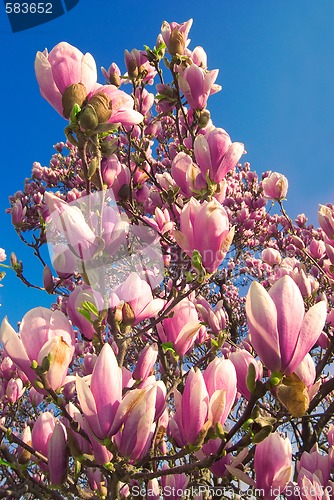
[0,317,37,386]
[108,108,143,125]
[285,300,327,374]
[269,276,305,372]
[246,281,281,372]
[215,142,244,180]
[90,344,122,437]
[194,135,212,174]
[34,51,63,116]
[75,375,103,440]
[20,307,53,362]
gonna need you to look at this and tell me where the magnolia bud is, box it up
[43,265,54,293]
[88,157,99,179]
[87,92,112,123]
[276,373,309,417]
[101,138,118,157]
[127,59,139,78]
[246,362,256,394]
[122,303,135,327]
[41,355,50,373]
[198,110,211,129]
[18,426,32,464]
[10,252,19,270]
[62,83,87,119]
[169,29,185,55]
[192,420,212,449]
[79,104,99,131]
[109,73,121,87]
[252,425,273,444]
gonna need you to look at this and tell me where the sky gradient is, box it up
[1,0,334,323]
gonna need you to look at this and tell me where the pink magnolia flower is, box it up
[76,343,122,440]
[229,350,263,400]
[133,343,158,381]
[171,152,206,197]
[203,358,237,426]
[189,46,208,68]
[91,84,143,126]
[297,444,331,486]
[101,205,129,256]
[6,377,24,403]
[32,412,56,459]
[124,49,156,84]
[170,362,235,447]
[101,155,122,188]
[11,199,26,226]
[110,273,164,326]
[44,191,100,262]
[67,285,103,340]
[297,469,330,500]
[51,243,77,278]
[194,128,244,183]
[178,65,221,110]
[35,42,143,126]
[169,368,209,447]
[101,62,123,87]
[48,422,67,485]
[254,432,292,499]
[113,384,161,461]
[157,297,201,356]
[0,308,75,391]
[161,469,189,500]
[245,275,327,374]
[262,248,282,267]
[262,172,288,200]
[196,296,227,334]
[134,88,155,115]
[35,42,97,118]
[174,198,233,273]
[161,19,193,56]
[318,204,334,240]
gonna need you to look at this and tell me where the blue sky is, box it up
[1,0,334,323]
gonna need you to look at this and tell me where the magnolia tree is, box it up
[0,18,334,500]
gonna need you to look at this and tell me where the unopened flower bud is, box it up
[109,72,121,87]
[276,373,309,417]
[10,252,18,268]
[169,29,185,56]
[246,362,256,394]
[101,137,118,157]
[192,420,212,449]
[88,92,112,123]
[62,83,87,119]
[262,172,288,201]
[252,425,273,444]
[43,265,54,293]
[88,157,99,179]
[34,379,45,390]
[79,104,99,131]
[18,426,32,464]
[127,59,139,78]
[291,235,305,250]
[122,302,135,327]
[41,355,51,373]
[198,110,211,129]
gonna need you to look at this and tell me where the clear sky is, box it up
[1,0,334,323]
